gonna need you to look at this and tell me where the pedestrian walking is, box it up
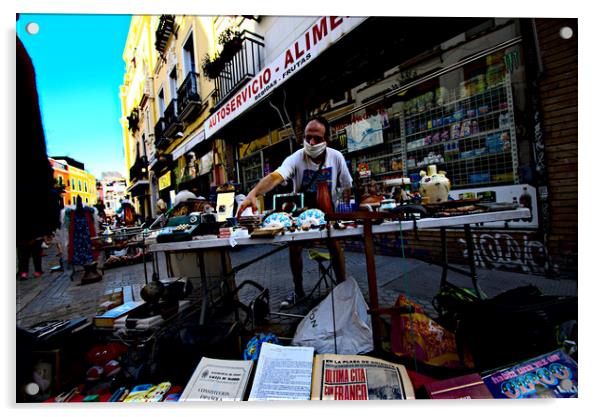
[16,32,60,280]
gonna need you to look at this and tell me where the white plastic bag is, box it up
[291,277,373,354]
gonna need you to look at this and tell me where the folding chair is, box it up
[307,249,337,299]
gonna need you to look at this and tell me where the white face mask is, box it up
[304,141,327,159]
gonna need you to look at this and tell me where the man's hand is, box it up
[235,172,285,219]
[236,194,257,219]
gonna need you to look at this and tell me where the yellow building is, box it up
[50,156,97,206]
[120,15,221,217]
[48,157,70,207]
[68,166,97,206]
[119,15,157,220]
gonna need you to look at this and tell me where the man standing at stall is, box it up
[237,116,353,308]
[116,196,136,227]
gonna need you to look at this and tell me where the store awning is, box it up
[127,180,149,197]
[201,16,367,142]
[170,128,205,161]
[201,17,489,144]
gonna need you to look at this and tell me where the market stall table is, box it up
[147,208,531,349]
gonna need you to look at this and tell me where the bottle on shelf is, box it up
[471,120,479,135]
[509,196,520,222]
[519,186,533,222]
[499,112,509,129]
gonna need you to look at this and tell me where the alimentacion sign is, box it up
[203,16,367,140]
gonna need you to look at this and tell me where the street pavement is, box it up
[16,243,577,338]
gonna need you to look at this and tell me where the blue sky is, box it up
[17,14,132,179]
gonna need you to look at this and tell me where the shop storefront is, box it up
[216,17,545,272]
[170,137,234,202]
[127,181,151,222]
[179,16,576,277]
[157,169,175,207]
[311,20,548,274]
[173,148,212,198]
[237,129,296,210]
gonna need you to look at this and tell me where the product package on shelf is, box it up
[402,77,516,189]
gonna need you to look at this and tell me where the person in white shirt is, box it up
[237,116,352,308]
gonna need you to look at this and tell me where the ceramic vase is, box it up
[419,165,451,204]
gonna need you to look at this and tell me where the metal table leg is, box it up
[439,227,448,288]
[463,224,484,300]
[197,250,208,325]
[362,220,383,347]
[432,225,485,300]
[142,239,148,285]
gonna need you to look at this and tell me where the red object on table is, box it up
[406,369,440,392]
[424,373,494,399]
[316,181,334,214]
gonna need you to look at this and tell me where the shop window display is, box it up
[239,133,295,210]
[240,151,263,192]
[398,52,520,189]
[330,45,526,196]
[331,109,405,201]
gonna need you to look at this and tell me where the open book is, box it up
[311,354,415,400]
[179,357,254,401]
[248,343,315,400]
[179,347,415,401]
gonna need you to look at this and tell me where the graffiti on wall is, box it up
[344,231,559,275]
[458,232,558,274]
[532,109,546,177]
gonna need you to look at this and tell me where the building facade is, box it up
[120,15,226,219]
[120,15,156,221]
[98,175,128,216]
[48,158,70,208]
[119,16,577,278]
[49,156,97,207]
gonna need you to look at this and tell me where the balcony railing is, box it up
[149,153,173,173]
[177,71,205,122]
[127,108,140,132]
[214,31,264,107]
[129,155,149,183]
[154,117,170,151]
[155,15,175,54]
[163,99,183,138]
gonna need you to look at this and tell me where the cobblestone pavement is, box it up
[16,243,577,338]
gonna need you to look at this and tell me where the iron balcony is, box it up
[163,99,184,139]
[178,71,206,122]
[214,31,265,107]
